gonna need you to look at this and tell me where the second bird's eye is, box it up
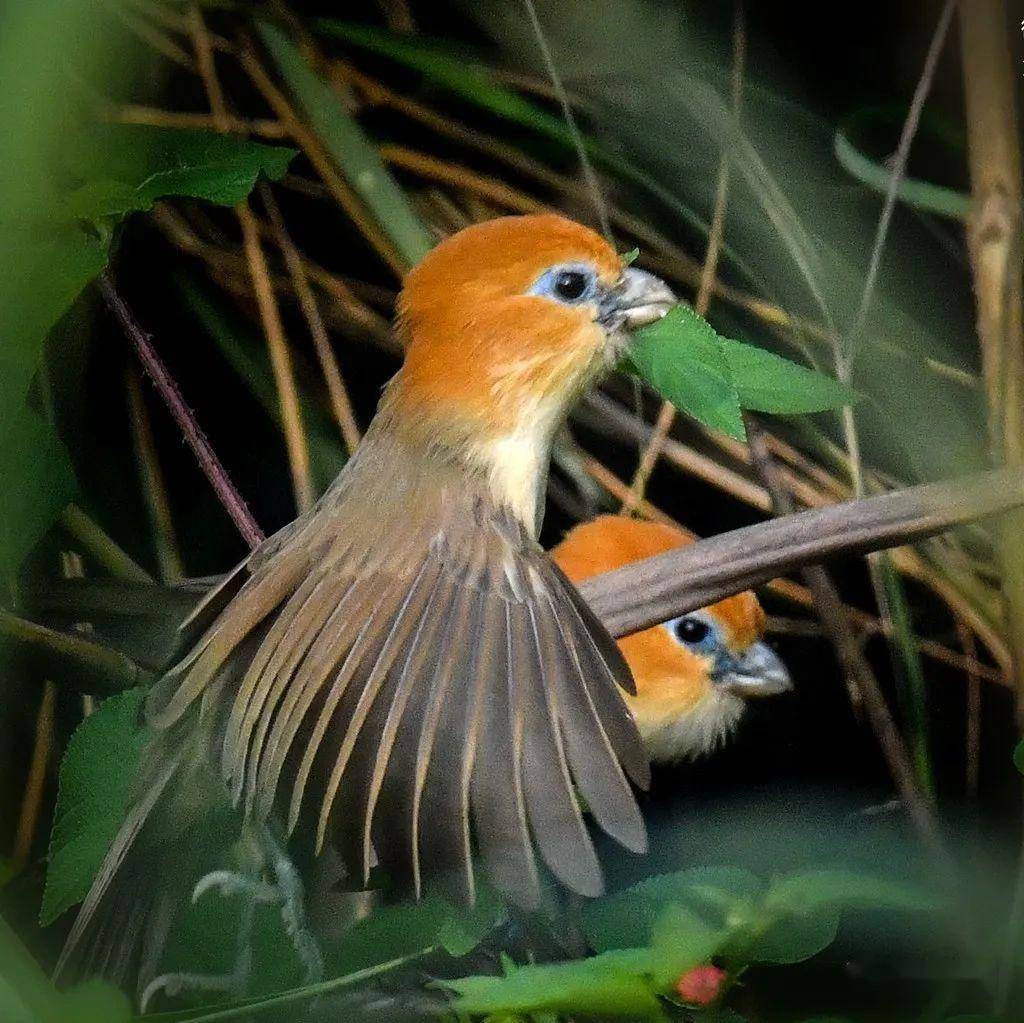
[554,270,590,301]
[673,617,710,645]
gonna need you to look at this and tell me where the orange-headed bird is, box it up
[553,516,791,764]
[62,215,678,984]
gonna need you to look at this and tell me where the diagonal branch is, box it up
[581,467,1024,639]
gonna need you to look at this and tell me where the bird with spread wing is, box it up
[60,214,680,996]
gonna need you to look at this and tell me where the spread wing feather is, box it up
[138,445,648,907]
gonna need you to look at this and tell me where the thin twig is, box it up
[237,203,316,511]
[958,618,982,799]
[259,182,362,454]
[98,274,264,550]
[520,0,612,240]
[126,366,185,583]
[60,505,154,584]
[844,0,956,359]
[109,104,288,138]
[11,681,56,872]
[188,7,315,513]
[238,40,408,276]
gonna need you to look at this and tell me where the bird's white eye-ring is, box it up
[529,263,599,305]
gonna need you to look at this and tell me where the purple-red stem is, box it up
[99,272,265,551]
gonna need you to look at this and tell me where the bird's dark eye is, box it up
[673,617,710,645]
[553,270,589,301]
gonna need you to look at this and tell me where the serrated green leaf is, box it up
[258,22,434,268]
[765,869,936,916]
[630,306,745,440]
[41,688,151,925]
[59,126,295,220]
[0,408,76,579]
[717,336,857,414]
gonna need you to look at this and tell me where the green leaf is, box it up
[0,977,40,1023]
[717,336,857,414]
[258,22,435,268]
[41,688,152,925]
[444,950,666,1020]
[0,408,76,579]
[61,126,296,219]
[0,915,56,1023]
[740,908,840,965]
[1014,740,1024,775]
[629,306,745,440]
[330,890,503,976]
[58,980,131,1023]
[765,869,936,916]
[0,224,108,415]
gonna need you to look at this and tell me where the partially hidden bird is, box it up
[60,214,679,987]
[552,516,791,764]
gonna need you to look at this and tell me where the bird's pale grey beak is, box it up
[601,267,676,330]
[716,641,792,698]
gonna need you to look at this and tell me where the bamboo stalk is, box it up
[959,0,1024,725]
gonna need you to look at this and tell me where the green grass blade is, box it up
[257,22,435,268]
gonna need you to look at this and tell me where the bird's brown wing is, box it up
[145,449,648,908]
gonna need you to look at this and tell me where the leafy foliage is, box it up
[445,866,935,1019]
[0,124,295,581]
[59,126,297,219]
[40,688,151,925]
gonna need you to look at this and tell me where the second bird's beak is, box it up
[602,267,677,331]
[716,641,793,698]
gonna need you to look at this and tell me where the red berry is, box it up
[675,964,727,1005]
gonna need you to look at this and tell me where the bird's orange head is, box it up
[552,515,791,763]
[386,215,674,529]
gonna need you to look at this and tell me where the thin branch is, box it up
[98,274,264,550]
[0,609,148,695]
[188,6,315,513]
[11,682,55,872]
[60,504,154,584]
[126,366,185,583]
[520,0,612,240]
[746,418,946,846]
[237,203,316,511]
[259,180,362,454]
